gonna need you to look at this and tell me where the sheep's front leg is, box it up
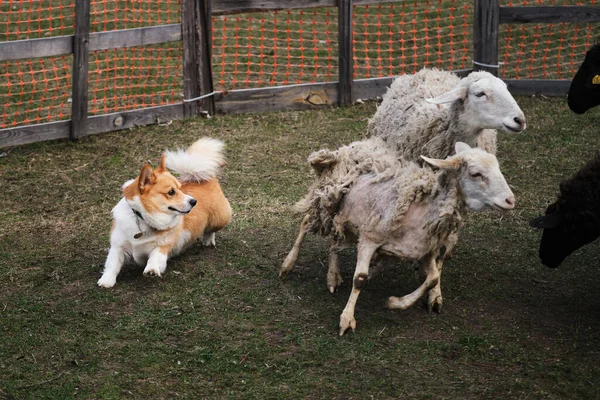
[143,247,170,277]
[279,214,310,277]
[339,239,379,336]
[327,238,345,293]
[386,255,439,311]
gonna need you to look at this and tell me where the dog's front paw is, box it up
[143,265,162,277]
[97,275,117,288]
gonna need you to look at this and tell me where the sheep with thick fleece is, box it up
[367,68,526,160]
[279,139,515,335]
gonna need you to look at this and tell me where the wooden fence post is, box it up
[473,0,500,76]
[199,0,214,116]
[182,0,214,118]
[71,0,90,140]
[338,0,353,106]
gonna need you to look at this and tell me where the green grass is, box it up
[2,97,600,398]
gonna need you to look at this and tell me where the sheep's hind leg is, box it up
[339,239,379,336]
[427,256,444,314]
[279,215,310,277]
[327,238,345,293]
[386,256,439,311]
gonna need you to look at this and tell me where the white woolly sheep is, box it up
[367,68,526,160]
[279,138,515,336]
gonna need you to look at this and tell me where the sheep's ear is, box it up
[454,142,471,154]
[425,85,467,104]
[156,154,167,173]
[529,212,562,229]
[421,155,461,170]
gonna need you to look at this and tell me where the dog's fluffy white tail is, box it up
[165,137,225,182]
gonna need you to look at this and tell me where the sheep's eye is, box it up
[470,172,483,179]
[474,92,486,98]
[168,189,176,196]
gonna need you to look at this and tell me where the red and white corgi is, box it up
[98,138,232,288]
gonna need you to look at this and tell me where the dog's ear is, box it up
[138,164,157,193]
[157,154,167,173]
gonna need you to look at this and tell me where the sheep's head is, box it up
[567,43,600,114]
[425,71,526,134]
[529,202,600,268]
[421,142,515,212]
[529,152,600,267]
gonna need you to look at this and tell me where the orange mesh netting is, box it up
[0,0,75,41]
[90,0,180,32]
[1,0,598,129]
[1,56,72,128]
[1,0,74,128]
[211,8,339,90]
[211,1,474,91]
[500,0,596,80]
[88,44,183,116]
[352,1,472,79]
[88,0,182,116]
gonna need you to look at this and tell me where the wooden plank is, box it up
[86,104,184,135]
[0,121,71,148]
[89,25,182,51]
[71,0,91,140]
[505,79,570,97]
[213,0,336,14]
[0,104,184,148]
[182,0,202,117]
[473,0,500,76]
[0,25,181,62]
[338,0,353,106]
[199,0,215,116]
[353,70,473,101]
[211,0,412,14]
[215,82,338,114]
[500,6,600,24]
[0,37,72,62]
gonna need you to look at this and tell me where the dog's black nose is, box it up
[189,199,197,207]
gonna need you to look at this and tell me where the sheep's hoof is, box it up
[339,313,356,336]
[427,296,443,314]
[279,254,296,278]
[327,272,343,293]
[427,290,443,314]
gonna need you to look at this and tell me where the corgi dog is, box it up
[97,138,232,288]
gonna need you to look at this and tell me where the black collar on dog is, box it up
[131,208,145,239]
[132,208,144,221]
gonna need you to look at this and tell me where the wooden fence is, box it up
[0,0,598,148]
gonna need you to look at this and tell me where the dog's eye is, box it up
[168,189,176,196]
[470,172,483,179]
[474,92,486,98]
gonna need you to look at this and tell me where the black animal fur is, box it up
[568,43,600,114]
[530,153,600,268]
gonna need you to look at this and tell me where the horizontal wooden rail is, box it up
[216,70,474,114]
[352,70,472,102]
[0,24,182,62]
[212,0,416,15]
[90,24,182,52]
[0,104,184,148]
[500,6,600,24]
[216,82,338,114]
[0,120,71,148]
[0,36,73,62]
[505,79,570,97]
